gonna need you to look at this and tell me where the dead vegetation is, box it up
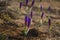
[0,0,60,40]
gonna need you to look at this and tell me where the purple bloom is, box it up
[41,12,44,19]
[48,6,51,11]
[25,15,28,26]
[20,2,23,9]
[27,17,31,28]
[48,18,51,27]
[26,0,28,6]
[30,11,33,18]
[40,5,43,11]
[31,0,35,6]
[25,15,31,28]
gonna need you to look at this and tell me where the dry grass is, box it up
[0,0,60,40]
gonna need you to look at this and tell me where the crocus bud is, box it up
[27,17,31,28]
[48,6,51,11]
[25,15,28,26]
[26,0,28,6]
[41,12,44,19]
[30,11,33,18]
[40,5,43,11]
[31,0,35,6]
[20,2,23,9]
[48,18,51,28]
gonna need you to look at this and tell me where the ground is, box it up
[0,0,60,40]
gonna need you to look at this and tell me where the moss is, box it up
[56,22,60,27]
[21,30,27,36]
[0,34,6,40]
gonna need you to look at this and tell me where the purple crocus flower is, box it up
[40,5,43,11]
[27,17,31,28]
[26,0,28,6]
[48,6,51,11]
[41,12,44,19]
[20,2,23,9]
[31,0,35,6]
[48,18,51,28]
[25,15,28,26]
[30,11,33,18]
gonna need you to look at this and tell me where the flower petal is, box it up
[40,5,43,11]
[31,0,35,6]
[27,17,31,28]
[20,2,23,9]
[41,12,44,19]
[26,0,28,6]
[48,6,51,11]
